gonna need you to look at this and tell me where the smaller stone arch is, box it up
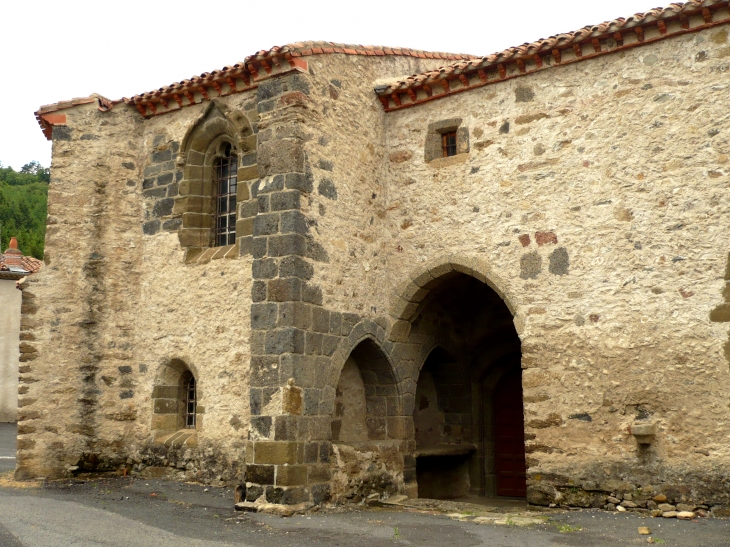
[327,331,403,442]
[174,101,258,262]
[151,358,201,445]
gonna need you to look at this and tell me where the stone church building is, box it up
[21,0,730,511]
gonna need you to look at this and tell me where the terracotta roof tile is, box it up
[377,0,730,110]
[34,42,474,137]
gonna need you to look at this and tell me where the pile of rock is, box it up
[603,487,709,518]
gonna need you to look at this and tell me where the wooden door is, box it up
[494,370,527,497]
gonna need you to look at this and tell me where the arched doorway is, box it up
[410,272,525,500]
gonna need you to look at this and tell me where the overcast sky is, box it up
[1,0,666,170]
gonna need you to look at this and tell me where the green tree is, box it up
[0,162,49,259]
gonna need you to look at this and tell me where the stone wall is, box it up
[375,25,730,509]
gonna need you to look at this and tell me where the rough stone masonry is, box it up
[21,0,730,517]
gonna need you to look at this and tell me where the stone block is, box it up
[253,213,280,236]
[285,172,313,193]
[275,415,300,440]
[268,234,307,257]
[276,465,308,486]
[312,307,330,334]
[302,283,323,305]
[311,483,331,505]
[268,278,302,302]
[237,182,250,202]
[278,302,312,329]
[321,335,339,357]
[254,442,300,465]
[270,191,301,211]
[240,199,259,218]
[251,303,278,330]
[252,258,278,279]
[265,328,305,355]
[388,320,411,342]
[252,237,267,259]
[280,211,308,235]
[246,464,275,484]
[305,332,323,355]
[279,256,313,280]
[151,414,178,431]
[142,220,160,236]
[280,486,311,505]
[710,303,730,322]
[240,168,258,190]
[252,280,267,302]
[182,212,212,229]
[258,140,305,176]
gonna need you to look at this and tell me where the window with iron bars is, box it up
[214,144,238,247]
[185,374,196,428]
[442,131,457,157]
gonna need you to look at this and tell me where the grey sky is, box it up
[2,0,666,170]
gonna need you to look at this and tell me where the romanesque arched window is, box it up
[213,143,238,247]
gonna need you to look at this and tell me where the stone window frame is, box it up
[151,359,203,447]
[175,102,258,264]
[424,118,470,164]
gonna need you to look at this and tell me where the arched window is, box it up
[182,371,197,428]
[214,143,238,247]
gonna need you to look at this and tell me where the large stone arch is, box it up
[385,256,526,500]
[387,255,518,343]
[174,101,258,261]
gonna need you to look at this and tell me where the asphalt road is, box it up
[0,478,728,547]
[0,424,728,547]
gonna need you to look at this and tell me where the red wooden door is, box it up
[494,370,527,497]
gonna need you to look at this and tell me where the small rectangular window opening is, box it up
[442,131,457,157]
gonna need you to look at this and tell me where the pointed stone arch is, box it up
[174,101,258,262]
[324,321,406,441]
[387,255,518,343]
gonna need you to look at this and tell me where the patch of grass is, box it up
[651,538,666,545]
[556,523,582,533]
[393,526,400,539]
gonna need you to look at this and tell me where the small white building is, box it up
[0,238,41,423]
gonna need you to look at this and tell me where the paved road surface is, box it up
[0,425,728,547]
[0,478,728,547]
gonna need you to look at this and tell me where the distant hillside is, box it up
[0,161,49,259]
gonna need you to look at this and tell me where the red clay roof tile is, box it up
[376,0,730,110]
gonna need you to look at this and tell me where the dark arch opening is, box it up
[332,338,399,442]
[411,273,525,500]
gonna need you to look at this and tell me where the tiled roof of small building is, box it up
[0,238,42,276]
[376,0,730,110]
